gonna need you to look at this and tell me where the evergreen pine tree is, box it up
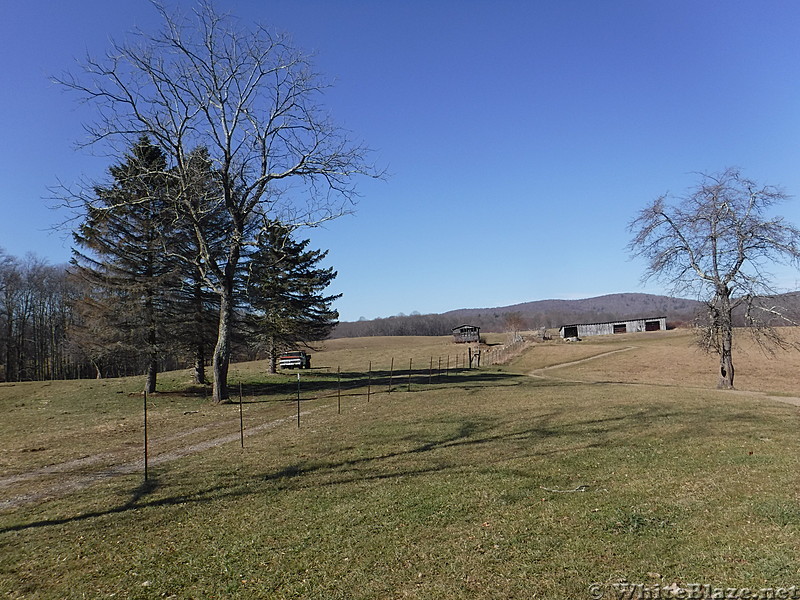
[71,136,176,391]
[246,223,341,373]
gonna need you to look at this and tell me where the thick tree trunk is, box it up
[717,324,735,389]
[211,289,233,403]
[210,230,241,403]
[716,290,735,390]
[718,350,735,389]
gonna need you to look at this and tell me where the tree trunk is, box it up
[718,350,735,389]
[210,229,241,403]
[717,324,735,389]
[145,358,157,394]
[211,288,232,403]
[268,334,277,374]
[193,346,206,385]
[716,290,735,389]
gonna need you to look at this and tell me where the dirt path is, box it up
[7,346,799,512]
[0,408,317,511]
[527,346,637,381]
[527,344,800,408]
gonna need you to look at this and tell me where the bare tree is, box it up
[0,252,21,382]
[503,312,527,344]
[628,168,800,389]
[0,253,77,382]
[56,2,380,401]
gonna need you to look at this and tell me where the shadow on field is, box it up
[257,416,613,491]
[2,477,163,533]
[0,391,696,535]
[234,368,527,402]
[156,370,529,402]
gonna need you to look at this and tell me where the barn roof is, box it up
[559,316,666,329]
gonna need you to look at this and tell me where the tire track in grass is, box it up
[527,346,637,382]
[1,418,244,487]
[0,409,317,510]
[527,345,800,408]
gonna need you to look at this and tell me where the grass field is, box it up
[2,329,800,599]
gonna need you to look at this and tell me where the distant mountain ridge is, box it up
[441,293,703,328]
[332,293,705,338]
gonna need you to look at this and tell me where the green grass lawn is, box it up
[2,334,800,598]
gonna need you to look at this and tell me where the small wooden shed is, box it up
[452,325,480,343]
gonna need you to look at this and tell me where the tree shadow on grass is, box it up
[1,398,691,534]
[233,368,533,403]
[1,476,162,533]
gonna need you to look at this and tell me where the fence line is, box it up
[138,338,535,482]
[482,337,533,366]
[287,337,534,405]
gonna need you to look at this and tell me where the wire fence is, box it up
[285,336,534,404]
[141,337,535,479]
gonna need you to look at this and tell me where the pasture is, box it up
[2,329,800,599]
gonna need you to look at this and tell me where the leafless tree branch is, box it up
[54,1,384,401]
[628,167,800,388]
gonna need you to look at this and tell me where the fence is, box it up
[141,337,535,479]
[481,336,532,366]
[284,336,534,404]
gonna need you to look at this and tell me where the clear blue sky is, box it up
[3,1,800,321]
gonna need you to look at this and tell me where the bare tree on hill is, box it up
[503,312,527,343]
[56,1,381,402]
[629,167,800,389]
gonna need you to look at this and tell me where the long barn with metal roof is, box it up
[559,317,666,339]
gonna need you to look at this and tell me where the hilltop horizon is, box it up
[332,292,705,338]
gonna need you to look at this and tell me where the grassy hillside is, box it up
[2,330,800,598]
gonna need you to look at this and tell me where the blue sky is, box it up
[3,1,800,321]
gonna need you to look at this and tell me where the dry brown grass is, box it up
[3,330,800,598]
[514,327,800,396]
[3,327,798,483]
[309,335,472,372]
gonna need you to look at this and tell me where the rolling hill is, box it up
[332,293,705,338]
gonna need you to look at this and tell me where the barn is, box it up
[452,325,480,343]
[559,317,667,339]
